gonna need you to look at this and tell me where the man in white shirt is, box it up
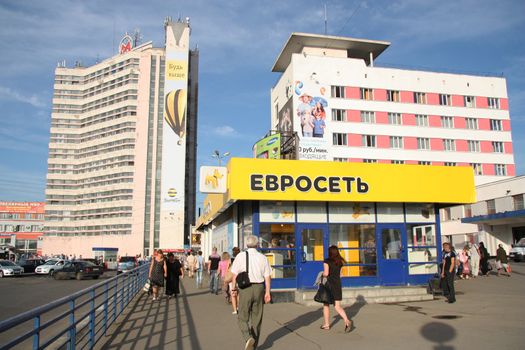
[230,235,272,350]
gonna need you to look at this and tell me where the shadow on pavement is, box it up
[100,283,201,350]
[259,295,367,349]
[420,321,456,350]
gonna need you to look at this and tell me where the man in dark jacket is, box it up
[496,244,511,277]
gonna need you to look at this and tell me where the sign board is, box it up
[254,134,281,159]
[199,166,227,194]
[119,34,133,54]
[0,202,45,214]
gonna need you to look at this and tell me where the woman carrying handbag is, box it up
[319,245,353,333]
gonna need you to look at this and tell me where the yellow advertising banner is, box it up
[228,158,476,204]
[166,60,188,80]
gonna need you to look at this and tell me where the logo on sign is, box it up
[119,34,133,54]
[266,136,279,146]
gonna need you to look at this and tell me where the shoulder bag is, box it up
[236,251,252,289]
[314,276,334,305]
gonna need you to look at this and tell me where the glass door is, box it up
[297,224,328,288]
[377,224,407,286]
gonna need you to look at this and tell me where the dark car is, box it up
[18,258,46,273]
[54,261,103,280]
[82,258,103,267]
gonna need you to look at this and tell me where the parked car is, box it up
[82,258,104,268]
[510,238,525,262]
[0,260,24,277]
[18,258,46,273]
[53,261,103,280]
[35,259,65,276]
[117,256,138,274]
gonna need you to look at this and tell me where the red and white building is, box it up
[0,202,45,257]
[271,33,515,185]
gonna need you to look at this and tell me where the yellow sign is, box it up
[228,158,475,204]
[166,60,187,80]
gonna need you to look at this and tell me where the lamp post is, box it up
[212,150,230,166]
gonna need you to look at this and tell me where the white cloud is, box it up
[213,125,238,137]
[0,85,47,108]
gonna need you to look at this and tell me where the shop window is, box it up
[259,224,296,278]
[407,224,436,246]
[381,228,402,259]
[406,224,438,275]
[328,202,375,223]
[329,224,377,277]
[405,203,435,223]
[297,202,327,223]
[376,203,404,223]
[259,201,295,223]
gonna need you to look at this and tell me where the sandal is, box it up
[320,325,330,330]
[345,320,354,333]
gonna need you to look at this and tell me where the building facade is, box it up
[270,33,515,186]
[43,19,198,258]
[440,176,525,255]
[0,202,45,257]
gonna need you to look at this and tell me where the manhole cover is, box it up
[432,315,462,319]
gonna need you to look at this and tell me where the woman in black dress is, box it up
[148,249,167,301]
[321,245,353,332]
[165,253,184,298]
[479,242,490,276]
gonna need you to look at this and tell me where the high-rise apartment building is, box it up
[271,33,515,185]
[43,19,198,258]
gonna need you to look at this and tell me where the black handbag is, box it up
[236,251,252,289]
[314,278,334,304]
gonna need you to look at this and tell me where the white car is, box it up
[0,260,24,277]
[35,259,65,276]
[510,238,525,262]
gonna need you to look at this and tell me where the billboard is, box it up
[0,202,45,214]
[277,98,293,133]
[293,80,332,160]
[199,166,228,194]
[254,134,281,159]
[160,23,190,249]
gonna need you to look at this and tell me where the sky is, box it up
[0,0,524,207]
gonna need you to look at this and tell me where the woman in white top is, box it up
[469,244,480,277]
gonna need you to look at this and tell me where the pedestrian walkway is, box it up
[96,264,525,350]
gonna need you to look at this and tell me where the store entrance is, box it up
[297,224,328,289]
[377,224,407,286]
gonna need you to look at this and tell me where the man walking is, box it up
[441,242,456,303]
[231,235,272,350]
[207,247,221,294]
[187,252,196,278]
[196,251,204,288]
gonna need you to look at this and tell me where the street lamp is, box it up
[212,150,230,166]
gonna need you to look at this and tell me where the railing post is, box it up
[89,289,95,348]
[32,315,40,350]
[103,283,109,336]
[67,299,76,350]
[112,277,118,323]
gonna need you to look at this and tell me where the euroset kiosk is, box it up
[196,158,475,296]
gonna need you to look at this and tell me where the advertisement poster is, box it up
[278,98,293,133]
[0,202,45,214]
[254,134,281,159]
[199,166,227,193]
[293,80,332,160]
[160,24,190,248]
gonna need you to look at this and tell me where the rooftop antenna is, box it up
[132,28,143,47]
[324,3,327,35]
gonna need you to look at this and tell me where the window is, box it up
[362,135,376,147]
[487,199,496,214]
[471,163,483,175]
[490,119,502,131]
[333,133,347,146]
[414,92,427,104]
[468,140,480,152]
[441,116,454,128]
[444,162,456,166]
[360,88,373,100]
[488,97,500,109]
[333,157,347,162]
[443,139,456,151]
[416,115,428,127]
[329,224,377,277]
[363,159,378,163]
[417,138,430,150]
[492,141,504,153]
[442,207,451,221]
[464,95,476,108]
[360,111,375,123]
[513,194,524,210]
[331,86,345,98]
[387,90,400,102]
[418,161,431,165]
[464,205,472,218]
[391,160,405,164]
[406,224,439,275]
[390,136,403,149]
[388,113,402,125]
[495,164,507,176]
[332,109,345,121]
[465,118,478,130]
[259,224,296,278]
[439,94,451,106]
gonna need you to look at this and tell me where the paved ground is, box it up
[0,272,116,321]
[96,262,525,350]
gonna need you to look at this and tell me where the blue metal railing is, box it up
[0,263,150,350]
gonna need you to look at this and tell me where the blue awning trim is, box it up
[461,209,525,223]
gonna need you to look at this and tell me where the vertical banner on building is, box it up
[293,79,332,160]
[160,23,190,249]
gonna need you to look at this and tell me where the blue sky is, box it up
[0,0,524,206]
